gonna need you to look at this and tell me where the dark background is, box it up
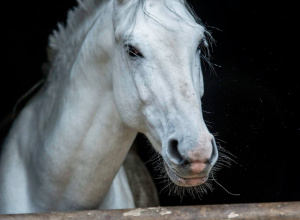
[1,0,299,207]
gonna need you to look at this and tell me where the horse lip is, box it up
[164,162,208,187]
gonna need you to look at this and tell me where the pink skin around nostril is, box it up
[190,162,206,174]
[187,139,213,163]
[188,148,212,163]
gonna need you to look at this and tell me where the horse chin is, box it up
[164,164,208,187]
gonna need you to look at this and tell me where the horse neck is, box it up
[38,0,128,149]
[16,0,137,207]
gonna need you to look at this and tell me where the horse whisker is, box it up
[211,172,240,196]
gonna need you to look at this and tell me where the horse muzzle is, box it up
[163,136,218,187]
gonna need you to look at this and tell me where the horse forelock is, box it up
[113,0,205,40]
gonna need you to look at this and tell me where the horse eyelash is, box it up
[124,44,144,58]
[198,39,211,64]
[198,37,218,76]
[197,38,209,53]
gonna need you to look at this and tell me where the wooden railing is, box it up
[0,202,299,219]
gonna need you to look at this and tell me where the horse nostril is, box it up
[167,139,185,165]
[208,139,219,165]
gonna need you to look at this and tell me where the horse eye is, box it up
[125,45,143,58]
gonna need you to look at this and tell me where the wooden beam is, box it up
[0,202,299,219]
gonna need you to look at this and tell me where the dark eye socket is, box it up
[125,45,144,58]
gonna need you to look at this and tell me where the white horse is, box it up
[0,0,218,214]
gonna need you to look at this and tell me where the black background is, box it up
[1,0,299,207]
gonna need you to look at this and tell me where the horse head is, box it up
[112,0,218,188]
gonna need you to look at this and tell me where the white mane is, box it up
[46,0,104,70]
[49,0,104,50]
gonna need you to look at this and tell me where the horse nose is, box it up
[166,137,218,167]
